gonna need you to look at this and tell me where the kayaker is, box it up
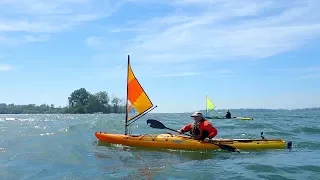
[177,112,218,141]
[225,110,231,119]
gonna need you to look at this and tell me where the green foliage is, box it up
[0,88,126,114]
[0,103,68,114]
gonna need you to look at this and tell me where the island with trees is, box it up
[0,88,126,114]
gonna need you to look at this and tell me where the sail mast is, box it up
[125,55,130,135]
[206,95,208,116]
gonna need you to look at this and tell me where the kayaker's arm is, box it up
[178,123,192,134]
[202,121,218,139]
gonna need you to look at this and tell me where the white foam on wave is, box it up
[5,118,19,121]
[59,128,68,132]
[40,132,54,136]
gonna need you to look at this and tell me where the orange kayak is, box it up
[95,132,291,150]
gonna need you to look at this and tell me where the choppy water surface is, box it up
[1,109,320,180]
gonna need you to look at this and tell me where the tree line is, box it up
[0,88,126,114]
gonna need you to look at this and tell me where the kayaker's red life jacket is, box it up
[180,119,218,140]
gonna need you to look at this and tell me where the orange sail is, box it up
[126,56,154,121]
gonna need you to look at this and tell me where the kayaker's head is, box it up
[191,112,204,122]
[226,109,230,112]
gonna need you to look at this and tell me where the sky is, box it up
[1,0,320,113]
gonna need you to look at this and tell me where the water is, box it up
[1,109,320,180]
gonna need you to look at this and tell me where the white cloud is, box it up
[0,64,13,71]
[271,66,320,73]
[91,61,234,81]
[107,0,320,64]
[0,34,50,45]
[153,72,200,77]
[0,54,10,59]
[0,36,18,45]
[269,66,320,81]
[0,0,124,43]
[23,35,51,42]
[110,27,148,33]
[85,36,106,48]
[94,64,190,80]
[295,74,320,80]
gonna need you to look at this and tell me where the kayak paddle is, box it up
[146,119,240,153]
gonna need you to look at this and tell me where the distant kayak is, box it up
[205,116,253,120]
[203,96,252,120]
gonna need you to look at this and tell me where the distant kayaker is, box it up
[225,110,231,119]
[177,112,218,141]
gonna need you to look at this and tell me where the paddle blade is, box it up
[147,119,166,129]
[208,140,240,153]
[220,145,240,153]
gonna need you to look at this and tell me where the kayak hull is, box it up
[95,132,289,150]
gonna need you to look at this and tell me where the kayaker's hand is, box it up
[177,130,182,134]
